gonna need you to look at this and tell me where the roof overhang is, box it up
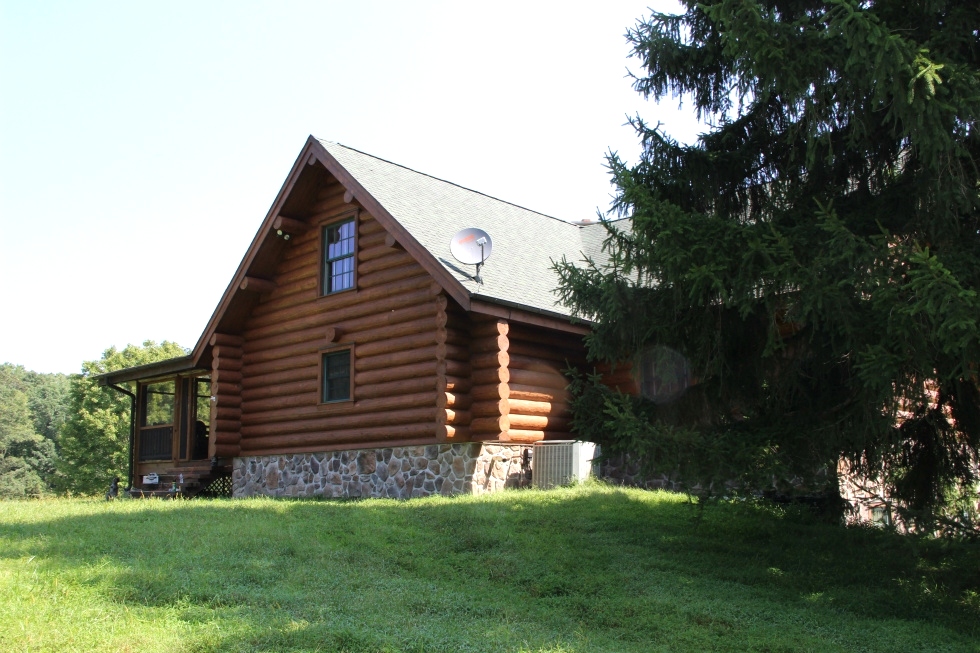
[93,355,206,386]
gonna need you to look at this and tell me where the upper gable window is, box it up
[322,218,356,295]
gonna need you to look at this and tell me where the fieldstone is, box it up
[311,457,319,474]
[357,451,377,474]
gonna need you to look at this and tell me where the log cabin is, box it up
[97,136,634,498]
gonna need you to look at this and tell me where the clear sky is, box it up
[0,0,702,374]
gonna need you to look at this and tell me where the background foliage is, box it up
[555,0,980,530]
[0,364,68,498]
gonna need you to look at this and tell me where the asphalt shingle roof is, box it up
[321,140,610,319]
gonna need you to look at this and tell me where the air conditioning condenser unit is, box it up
[532,441,597,490]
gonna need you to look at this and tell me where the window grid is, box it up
[321,350,351,403]
[323,219,355,294]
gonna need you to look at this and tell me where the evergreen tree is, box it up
[54,341,186,495]
[555,1,980,529]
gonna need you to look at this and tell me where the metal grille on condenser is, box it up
[196,475,233,498]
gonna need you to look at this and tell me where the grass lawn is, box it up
[0,484,977,652]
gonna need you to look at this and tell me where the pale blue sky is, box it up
[0,0,701,374]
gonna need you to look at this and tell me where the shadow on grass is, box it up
[2,487,978,652]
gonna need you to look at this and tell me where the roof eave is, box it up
[93,355,204,386]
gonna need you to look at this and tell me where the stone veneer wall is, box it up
[233,443,532,499]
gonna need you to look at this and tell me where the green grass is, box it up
[1,484,977,652]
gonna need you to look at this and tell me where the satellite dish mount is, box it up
[450,228,493,284]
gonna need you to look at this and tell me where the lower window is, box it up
[321,349,351,403]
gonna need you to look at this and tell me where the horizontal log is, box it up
[501,430,542,444]
[440,375,472,394]
[245,299,438,354]
[210,333,244,348]
[211,382,241,397]
[508,399,569,417]
[357,264,429,290]
[470,319,509,338]
[356,346,436,372]
[211,429,241,444]
[355,359,439,386]
[214,419,241,433]
[324,327,341,343]
[212,443,241,458]
[359,242,397,263]
[212,357,243,371]
[241,406,435,438]
[384,233,401,249]
[356,331,438,358]
[436,391,472,410]
[245,388,435,420]
[212,369,242,384]
[470,399,508,418]
[242,339,325,366]
[438,342,470,362]
[508,385,564,403]
[214,406,242,420]
[241,423,438,453]
[273,215,310,234]
[507,340,586,365]
[358,229,388,250]
[212,346,243,361]
[240,276,277,293]
[358,250,416,275]
[508,414,571,431]
[358,217,385,237]
[444,358,470,377]
[354,376,435,401]
[268,251,316,284]
[241,352,315,378]
[213,394,242,408]
[508,368,569,391]
[471,366,509,385]
[443,408,470,425]
[470,335,509,354]
[311,184,346,206]
[471,415,508,434]
[242,378,316,403]
[509,355,565,375]
[246,277,440,331]
[469,383,509,401]
[349,315,439,348]
[471,351,509,370]
[241,366,316,390]
[508,324,586,349]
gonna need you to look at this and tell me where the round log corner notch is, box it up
[240,277,277,294]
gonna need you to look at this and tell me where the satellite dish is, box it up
[450,228,492,282]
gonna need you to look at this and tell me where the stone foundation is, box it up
[232,443,532,499]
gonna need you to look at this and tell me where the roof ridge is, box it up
[318,138,582,229]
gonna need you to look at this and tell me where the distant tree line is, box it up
[0,341,185,498]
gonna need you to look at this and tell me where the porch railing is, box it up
[139,426,173,461]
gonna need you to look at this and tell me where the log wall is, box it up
[502,322,586,442]
[210,335,244,458]
[211,173,607,458]
[236,179,443,456]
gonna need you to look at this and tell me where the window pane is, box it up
[322,351,351,402]
[323,218,355,294]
